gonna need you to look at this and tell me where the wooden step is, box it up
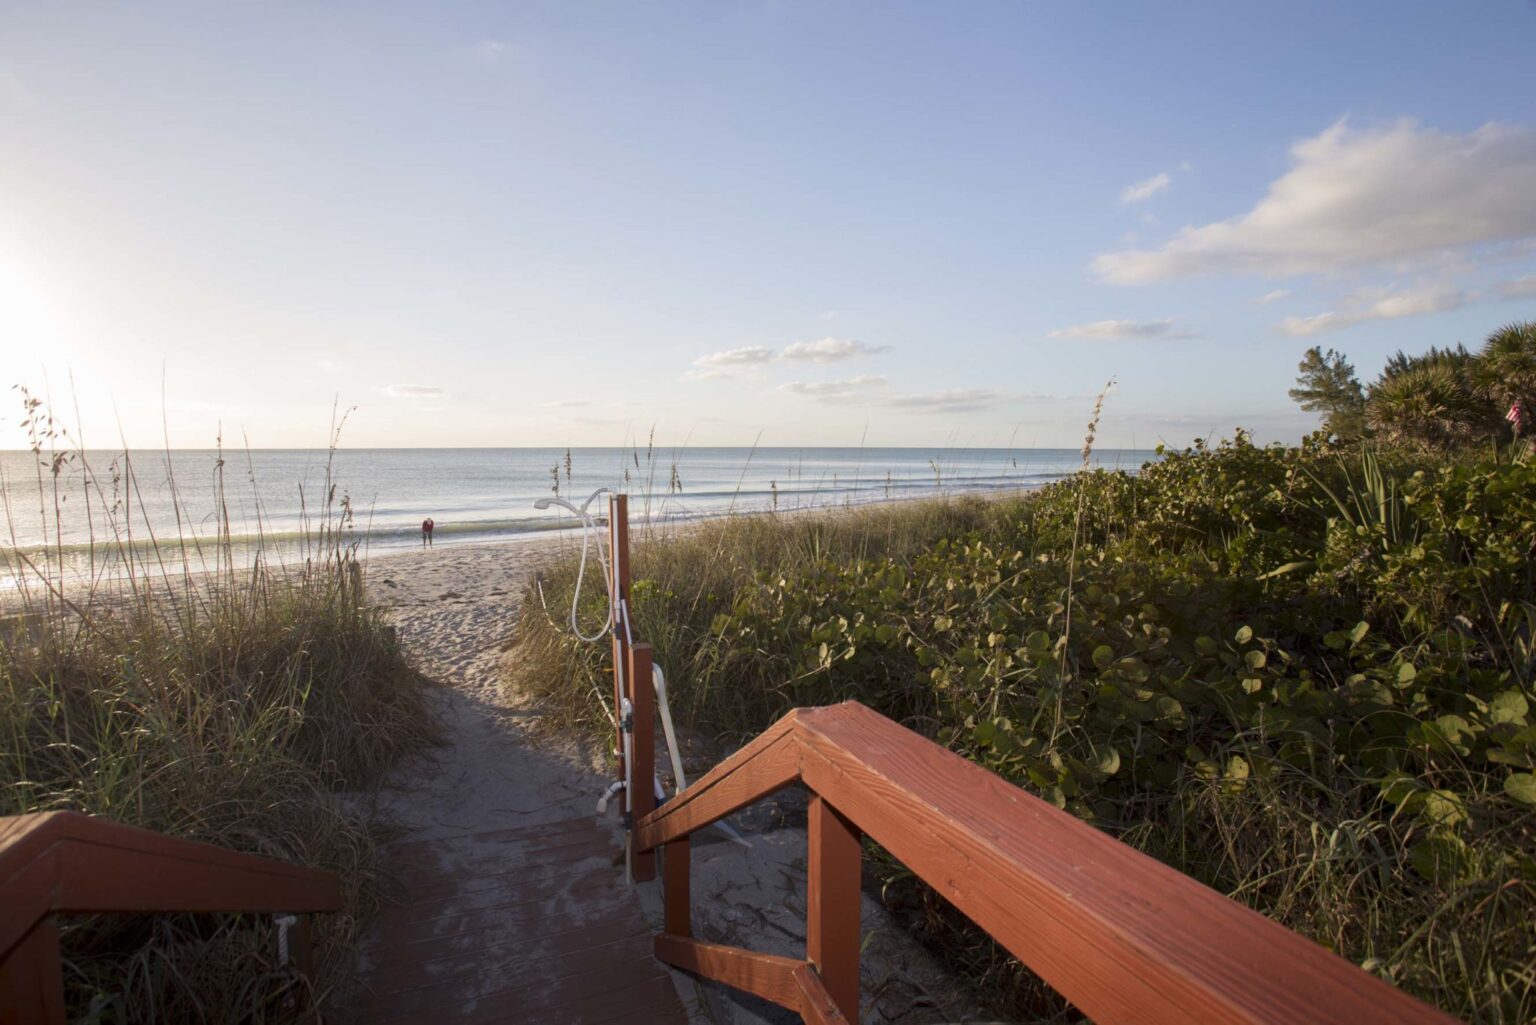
[355,817,688,1024]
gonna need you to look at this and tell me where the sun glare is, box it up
[0,256,69,360]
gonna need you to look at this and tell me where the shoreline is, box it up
[1,484,1043,608]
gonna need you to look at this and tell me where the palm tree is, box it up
[1472,321,1536,433]
[1366,364,1490,450]
[1379,343,1473,383]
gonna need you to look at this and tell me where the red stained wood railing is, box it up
[633,701,1463,1025]
[0,810,342,1023]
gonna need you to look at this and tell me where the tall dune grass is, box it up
[1,395,436,1022]
[510,494,1022,743]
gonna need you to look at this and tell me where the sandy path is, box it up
[361,538,596,837]
[355,536,986,1024]
[350,538,712,1023]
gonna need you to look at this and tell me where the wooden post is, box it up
[663,837,691,936]
[610,494,630,783]
[0,915,66,1025]
[629,641,657,882]
[806,796,861,1021]
[292,914,316,1012]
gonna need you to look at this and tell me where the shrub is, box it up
[511,436,1535,1022]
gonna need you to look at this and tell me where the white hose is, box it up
[652,663,750,849]
[651,664,688,795]
[533,488,613,642]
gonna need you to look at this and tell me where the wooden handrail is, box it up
[1,810,342,1023]
[635,701,1461,1025]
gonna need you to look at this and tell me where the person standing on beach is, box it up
[422,517,435,546]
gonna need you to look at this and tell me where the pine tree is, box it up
[1289,346,1365,439]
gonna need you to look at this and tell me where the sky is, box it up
[2,1,1535,450]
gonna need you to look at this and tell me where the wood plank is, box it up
[629,642,657,882]
[384,814,601,858]
[357,818,687,1024]
[0,916,65,1025]
[794,702,1458,1025]
[58,838,342,915]
[806,796,860,1021]
[0,841,61,962]
[386,834,613,899]
[371,949,665,1022]
[653,934,803,1012]
[366,894,646,965]
[634,713,801,851]
[0,811,340,962]
[662,837,690,937]
[793,963,851,1025]
[610,492,630,787]
[369,868,625,931]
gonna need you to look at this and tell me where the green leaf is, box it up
[1226,755,1250,780]
[1234,625,1254,644]
[1154,696,1185,724]
[1379,771,1418,806]
[1244,649,1266,670]
[1504,773,1536,805]
[1434,714,1471,745]
[1490,691,1530,726]
[1421,790,1467,827]
[1410,835,1473,885]
[1091,645,1115,669]
[1396,662,1417,685]
[1349,620,1371,646]
[1194,635,1218,656]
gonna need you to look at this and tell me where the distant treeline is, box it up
[1290,320,1536,450]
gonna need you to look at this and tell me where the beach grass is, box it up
[1,398,436,1022]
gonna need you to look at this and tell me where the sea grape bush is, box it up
[514,434,1535,1021]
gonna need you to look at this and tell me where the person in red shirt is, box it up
[421,517,435,547]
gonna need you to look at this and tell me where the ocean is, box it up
[0,446,1157,585]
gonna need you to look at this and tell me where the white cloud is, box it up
[884,389,999,414]
[779,375,888,400]
[687,338,888,380]
[383,384,445,398]
[692,346,776,371]
[1497,274,1536,299]
[474,39,508,62]
[1095,119,1536,284]
[1278,284,1469,336]
[0,64,38,110]
[543,399,590,408]
[779,337,891,363]
[1252,289,1291,305]
[1048,318,1191,340]
[1120,172,1171,205]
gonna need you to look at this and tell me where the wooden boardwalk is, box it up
[355,816,688,1024]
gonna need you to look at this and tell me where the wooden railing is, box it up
[0,810,342,1023]
[631,702,1462,1025]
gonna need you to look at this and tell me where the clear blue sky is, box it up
[2,1,1534,449]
